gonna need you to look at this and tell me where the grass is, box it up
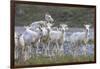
[15,54,94,65]
[15,39,95,66]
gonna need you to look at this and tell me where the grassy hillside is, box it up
[15,3,95,27]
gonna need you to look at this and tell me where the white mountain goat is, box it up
[15,32,19,60]
[45,13,54,23]
[29,13,54,30]
[38,23,53,57]
[19,13,54,58]
[47,23,68,56]
[19,26,42,61]
[38,23,58,57]
[69,24,91,57]
[58,24,68,56]
[28,13,54,57]
[15,31,23,63]
[29,21,47,30]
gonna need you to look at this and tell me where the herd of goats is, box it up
[15,13,91,62]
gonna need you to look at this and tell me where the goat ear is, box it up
[39,27,42,31]
[85,25,91,28]
[84,24,90,27]
[84,24,88,28]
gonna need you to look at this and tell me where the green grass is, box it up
[15,39,95,66]
[15,54,94,65]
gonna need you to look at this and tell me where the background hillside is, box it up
[15,3,95,28]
